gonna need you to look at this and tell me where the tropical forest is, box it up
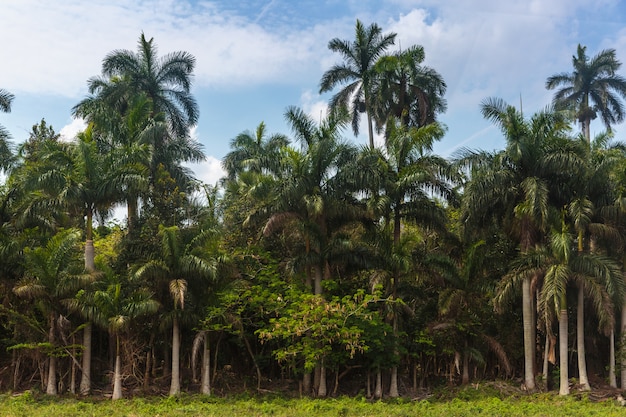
[3,20,626,409]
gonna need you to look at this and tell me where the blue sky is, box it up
[2,0,626,186]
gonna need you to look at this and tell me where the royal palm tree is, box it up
[134,225,216,396]
[372,45,447,130]
[0,88,14,171]
[222,121,289,181]
[94,33,199,138]
[367,118,455,396]
[503,222,623,395]
[546,44,626,142]
[319,20,396,148]
[459,98,576,391]
[262,106,364,396]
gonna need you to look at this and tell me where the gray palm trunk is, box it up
[522,277,536,390]
[79,322,92,395]
[609,327,617,388]
[80,238,95,395]
[112,353,123,400]
[622,303,626,388]
[200,332,211,395]
[169,317,181,396]
[559,307,569,395]
[46,313,58,395]
[576,286,591,390]
[374,367,383,399]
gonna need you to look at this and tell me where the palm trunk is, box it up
[522,277,536,390]
[112,354,123,400]
[201,332,211,395]
[169,317,181,396]
[366,109,375,149]
[558,306,569,395]
[317,361,327,397]
[609,327,617,388]
[374,367,383,399]
[542,330,550,388]
[46,313,58,395]
[576,285,590,390]
[79,322,92,395]
[389,366,399,396]
[112,334,123,400]
[622,302,626,388]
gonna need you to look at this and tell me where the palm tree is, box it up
[222,122,289,181]
[0,88,14,171]
[13,228,83,395]
[459,98,575,391]
[319,20,396,148]
[134,225,216,396]
[76,34,205,229]
[372,45,447,130]
[262,106,364,396]
[546,44,626,142]
[86,267,159,400]
[95,33,199,138]
[503,222,623,395]
[366,118,455,396]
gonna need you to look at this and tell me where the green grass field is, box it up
[1,391,625,417]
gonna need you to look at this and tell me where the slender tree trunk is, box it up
[542,330,550,389]
[522,277,536,390]
[201,332,211,395]
[302,372,312,396]
[389,366,399,396]
[374,367,383,399]
[79,322,92,395]
[558,307,569,396]
[112,354,122,400]
[127,197,138,232]
[317,361,327,397]
[462,342,470,385]
[112,334,123,400]
[366,110,375,149]
[169,317,181,396]
[622,302,626,388]
[576,285,590,390]
[46,314,58,395]
[313,264,323,296]
[85,240,95,272]
[609,327,617,388]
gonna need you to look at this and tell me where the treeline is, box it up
[2,24,626,399]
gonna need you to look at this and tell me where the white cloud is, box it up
[185,156,226,187]
[59,118,87,141]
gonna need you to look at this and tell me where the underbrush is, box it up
[1,385,625,417]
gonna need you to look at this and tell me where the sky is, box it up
[2,0,626,187]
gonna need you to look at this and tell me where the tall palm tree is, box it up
[262,106,364,396]
[76,34,205,228]
[504,223,623,395]
[134,225,216,396]
[319,20,396,148]
[546,44,626,142]
[459,98,576,391]
[222,121,289,181]
[96,33,199,138]
[372,45,447,130]
[0,88,14,171]
[364,118,455,396]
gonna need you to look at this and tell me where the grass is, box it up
[1,389,625,416]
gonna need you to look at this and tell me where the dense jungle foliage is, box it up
[2,22,626,402]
